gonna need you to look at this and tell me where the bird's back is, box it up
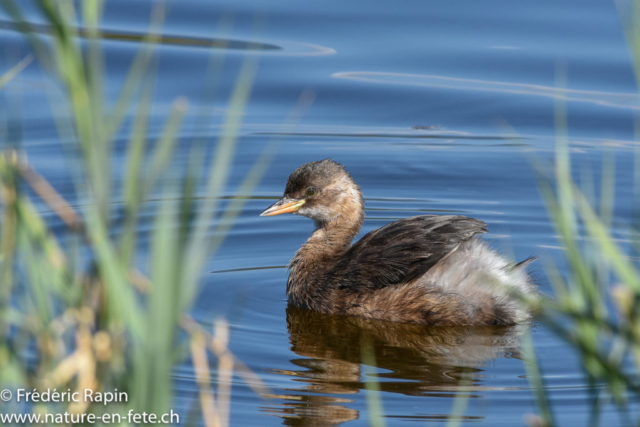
[323,215,535,325]
[326,215,488,292]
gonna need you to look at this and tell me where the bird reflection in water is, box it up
[262,305,528,426]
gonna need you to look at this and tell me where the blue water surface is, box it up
[1,0,638,425]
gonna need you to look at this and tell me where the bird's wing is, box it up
[327,215,488,292]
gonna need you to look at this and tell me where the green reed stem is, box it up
[361,336,386,427]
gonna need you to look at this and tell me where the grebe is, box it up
[261,159,536,325]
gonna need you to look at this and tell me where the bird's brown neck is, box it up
[287,213,364,311]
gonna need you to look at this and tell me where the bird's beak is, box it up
[260,197,306,217]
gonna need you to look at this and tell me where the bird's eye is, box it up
[305,187,318,197]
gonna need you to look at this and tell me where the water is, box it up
[1,0,638,425]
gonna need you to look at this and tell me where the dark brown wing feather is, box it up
[326,215,487,292]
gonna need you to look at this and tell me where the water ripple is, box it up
[0,20,336,56]
[333,71,640,110]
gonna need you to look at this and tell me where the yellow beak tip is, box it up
[260,199,306,217]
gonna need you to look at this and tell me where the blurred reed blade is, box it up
[521,329,555,427]
[37,0,110,214]
[105,3,165,139]
[15,158,83,231]
[182,315,270,398]
[190,330,222,427]
[181,53,259,314]
[0,153,18,317]
[20,228,54,325]
[189,15,234,150]
[0,55,32,89]
[82,0,107,154]
[572,187,640,292]
[143,98,189,197]
[599,150,615,229]
[360,336,385,427]
[85,203,142,336]
[15,195,72,305]
[119,67,156,264]
[208,141,275,255]
[137,188,181,415]
[446,369,471,427]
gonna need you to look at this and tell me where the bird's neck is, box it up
[287,215,363,310]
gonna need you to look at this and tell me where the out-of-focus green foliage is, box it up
[0,0,266,425]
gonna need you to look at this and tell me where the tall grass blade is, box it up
[522,329,555,427]
[182,53,259,312]
[0,55,33,89]
[361,336,385,427]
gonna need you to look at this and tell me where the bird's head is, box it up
[261,159,364,228]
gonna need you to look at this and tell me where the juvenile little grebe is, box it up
[261,159,536,326]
